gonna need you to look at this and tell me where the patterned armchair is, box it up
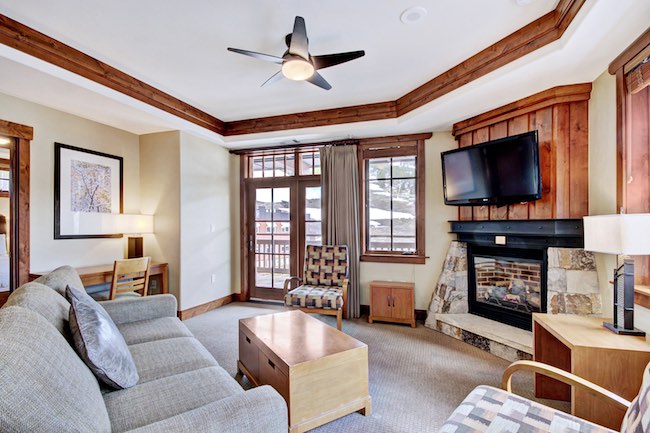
[441,359,649,432]
[283,245,349,330]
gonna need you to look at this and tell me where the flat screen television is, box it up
[441,131,541,206]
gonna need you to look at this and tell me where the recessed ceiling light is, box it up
[0,137,11,145]
[400,7,428,24]
[515,0,537,5]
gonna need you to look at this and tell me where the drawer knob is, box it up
[268,359,275,369]
[245,336,251,344]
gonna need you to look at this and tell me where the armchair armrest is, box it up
[283,276,302,294]
[99,294,177,325]
[502,360,631,411]
[123,386,288,433]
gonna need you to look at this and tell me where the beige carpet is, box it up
[185,302,568,433]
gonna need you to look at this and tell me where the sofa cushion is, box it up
[129,337,218,383]
[67,286,139,389]
[33,265,84,296]
[0,306,111,433]
[118,316,193,345]
[3,282,70,338]
[440,386,615,433]
[104,366,244,433]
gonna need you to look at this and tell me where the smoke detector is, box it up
[400,7,428,24]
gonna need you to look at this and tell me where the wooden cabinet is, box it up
[368,281,415,327]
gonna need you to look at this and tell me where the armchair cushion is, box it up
[284,285,343,310]
[440,386,614,433]
[304,245,348,287]
[621,361,650,432]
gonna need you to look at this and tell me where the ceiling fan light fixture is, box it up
[281,59,315,80]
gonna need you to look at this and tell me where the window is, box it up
[359,137,426,264]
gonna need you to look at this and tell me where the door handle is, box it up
[387,295,391,307]
[392,297,395,308]
[268,359,275,369]
[248,235,254,253]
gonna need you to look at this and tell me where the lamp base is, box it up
[127,236,144,259]
[603,321,646,337]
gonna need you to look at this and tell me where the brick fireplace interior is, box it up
[468,245,547,330]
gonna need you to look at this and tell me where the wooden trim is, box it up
[230,139,357,155]
[14,137,29,287]
[635,286,650,309]
[239,156,249,302]
[0,2,587,136]
[0,119,33,140]
[452,83,592,136]
[502,360,631,410]
[609,27,650,75]
[360,254,426,265]
[0,14,225,135]
[178,293,238,320]
[225,101,397,136]
[0,291,8,306]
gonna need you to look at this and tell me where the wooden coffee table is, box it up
[238,310,371,433]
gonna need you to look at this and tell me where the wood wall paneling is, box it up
[452,83,591,222]
[0,1,586,137]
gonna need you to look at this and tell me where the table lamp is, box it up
[583,214,650,336]
[116,214,154,259]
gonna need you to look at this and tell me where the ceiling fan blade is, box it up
[305,71,332,90]
[261,71,284,87]
[313,50,366,70]
[227,47,283,64]
[288,16,309,60]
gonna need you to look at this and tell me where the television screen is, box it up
[441,131,541,206]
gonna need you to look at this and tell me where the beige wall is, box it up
[587,70,650,331]
[360,133,458,310]
[0,92,141,272]
[140,131,181,299]
[178,132,235,311]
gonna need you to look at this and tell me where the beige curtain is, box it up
[320,145,361,318]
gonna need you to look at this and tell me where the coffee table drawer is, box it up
[239,330,259,379]
[259,351,289,402]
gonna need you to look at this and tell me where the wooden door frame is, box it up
[0,119,31,305]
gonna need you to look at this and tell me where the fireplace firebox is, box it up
[468,245,547,330]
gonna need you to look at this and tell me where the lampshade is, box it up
[68,213,154,236]
[116,214,154,234]
[583,214,650,255]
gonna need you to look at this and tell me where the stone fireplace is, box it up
[425,219,601,361]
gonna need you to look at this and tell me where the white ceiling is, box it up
[0,0,648,148]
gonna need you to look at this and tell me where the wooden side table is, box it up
[533,313,650,430]
[368,280,416,327]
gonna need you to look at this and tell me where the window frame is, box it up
[358,136,427,264]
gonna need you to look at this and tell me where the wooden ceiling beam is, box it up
[0,1,586,137]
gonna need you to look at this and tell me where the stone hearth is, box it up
[425,239,601,360]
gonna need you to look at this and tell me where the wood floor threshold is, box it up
[0,0,586,136]
[178,293,239,320]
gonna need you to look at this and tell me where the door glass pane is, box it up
[305,186,322,246]
[300,152,313,175]
[263,156,274,177]
[285,154,295,176]
[313,152,321,175]
[274,155,285,177]
[254,187,291,290]
[251,157,264,178]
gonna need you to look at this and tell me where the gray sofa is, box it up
[0,266,287,433]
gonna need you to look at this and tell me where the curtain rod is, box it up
[229,138,359,155]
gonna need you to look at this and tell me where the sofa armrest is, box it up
[123,386,288,433]
[99,294,177,325]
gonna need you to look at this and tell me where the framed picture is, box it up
[54,143,123,239]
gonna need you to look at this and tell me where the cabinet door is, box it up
[391,288,414,321]
[371,284,393,318]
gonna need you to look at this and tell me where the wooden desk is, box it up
[30,262,169,295]
[533,313,650,430]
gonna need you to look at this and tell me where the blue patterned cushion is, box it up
[303,245,348,287]
[440,386,615,433]
[622,362,650,432]
[284,285,343,310]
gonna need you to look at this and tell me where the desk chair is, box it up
[283,245,348,330]
[109,257,151,300]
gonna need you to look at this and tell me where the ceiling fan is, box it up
[227,16,365,90]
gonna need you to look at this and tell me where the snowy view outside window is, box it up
[366,156,417,253]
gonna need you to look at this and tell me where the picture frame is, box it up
[54,142,123,239]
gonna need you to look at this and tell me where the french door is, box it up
[246,180,321,301]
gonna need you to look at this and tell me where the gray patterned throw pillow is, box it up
[66,285,139,389]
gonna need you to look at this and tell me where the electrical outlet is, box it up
[211,274,217,284]
[495,235,507,245]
